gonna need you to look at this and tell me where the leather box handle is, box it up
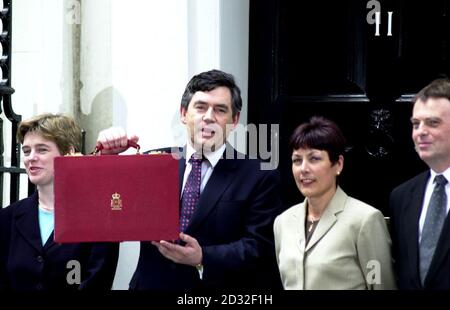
[92,140,141,155]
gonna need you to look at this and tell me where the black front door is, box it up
[248,0,448,214]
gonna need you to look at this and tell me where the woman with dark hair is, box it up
[274,116,395,290]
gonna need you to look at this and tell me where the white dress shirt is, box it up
[418,167,450,242]
[181,143,226,196]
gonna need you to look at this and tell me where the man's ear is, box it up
[180,106,187,124]
[231,112,241,129]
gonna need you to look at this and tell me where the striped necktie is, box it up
[419,174,448,285]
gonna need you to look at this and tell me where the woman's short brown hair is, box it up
[289,116,346,165]
[17,113,82,155]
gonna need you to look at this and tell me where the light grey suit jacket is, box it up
[274,186,396,290]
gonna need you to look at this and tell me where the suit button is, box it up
[36,255,44,263]
[36,283,44,290]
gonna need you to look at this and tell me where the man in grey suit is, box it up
[389,78,450,289]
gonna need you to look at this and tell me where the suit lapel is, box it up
[403,172,429,287]
[291,202,307,289]
[178,154,186,196]
[14,192,43,253]
[186,150,238,233]
[43,231,57,251]
[296,202,306,251]
[305,187,345,252]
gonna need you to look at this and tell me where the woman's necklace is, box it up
[307,214,320,232]
[38,200,54,212]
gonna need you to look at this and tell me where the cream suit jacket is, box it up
[274,186,396,290]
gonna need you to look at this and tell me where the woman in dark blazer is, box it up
[0,113,119,290]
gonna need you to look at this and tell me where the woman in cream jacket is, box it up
[274,116,396,290]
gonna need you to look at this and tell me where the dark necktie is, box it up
[419,174,448,285]
[180,155,202,232]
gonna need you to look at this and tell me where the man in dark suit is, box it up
[389,78,450,289]
[97,69,283,289]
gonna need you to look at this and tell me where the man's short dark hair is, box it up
[289,116,346,165]
[413,78,450,104]
[180,69,242,117]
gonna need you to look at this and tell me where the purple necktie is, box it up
[180,155,202,232]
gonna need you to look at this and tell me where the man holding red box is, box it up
[97,69,283,290]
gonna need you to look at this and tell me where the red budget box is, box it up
[53,154,179,243]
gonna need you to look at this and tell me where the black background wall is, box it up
[248,0,449,215]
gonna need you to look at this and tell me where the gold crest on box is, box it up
[111,192,122,211]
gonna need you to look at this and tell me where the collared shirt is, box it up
[418,167,450,242]
[181,143,226,197]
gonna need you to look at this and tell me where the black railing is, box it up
[0,0,29,207]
